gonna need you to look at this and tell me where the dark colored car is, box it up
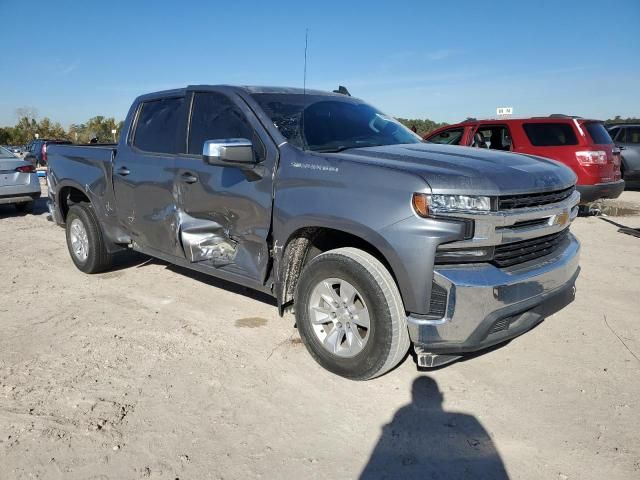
[24,139,72,167]
[47,85,580,379]
[607,124,640,181]
[425,116,624,203]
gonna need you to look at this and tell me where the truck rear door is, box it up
[113,95,187,257]
[172,89,277,284]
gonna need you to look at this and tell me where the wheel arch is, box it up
[275,225,407,316]
[56,181,91,222]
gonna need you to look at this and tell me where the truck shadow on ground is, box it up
[160,262,277,306]
[360,376,509,480]
[0,197,49,219]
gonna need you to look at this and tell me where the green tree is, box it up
[604,116,640,125]
[396,118,449,137]
[70,116,121,143]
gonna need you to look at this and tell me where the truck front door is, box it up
[172,89,277,284]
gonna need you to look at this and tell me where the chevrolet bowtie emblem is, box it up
[554,210,570,226]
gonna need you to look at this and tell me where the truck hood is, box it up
[338,143,577,196]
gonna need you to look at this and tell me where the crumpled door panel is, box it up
[178,212,238,266]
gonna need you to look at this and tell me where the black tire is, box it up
[65,203,114,273]
[15,201,34,214]
[295,247,410,380]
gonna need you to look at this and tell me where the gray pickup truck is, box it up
[48,85,581,380]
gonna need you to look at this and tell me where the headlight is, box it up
[412,193,491,217]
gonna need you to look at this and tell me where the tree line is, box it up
[0,109,123,145]
[1,108,637,146]
[396,118,449,137]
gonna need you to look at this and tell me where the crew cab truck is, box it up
[47,86,581,380]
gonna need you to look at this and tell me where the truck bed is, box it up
[47,143,118,228]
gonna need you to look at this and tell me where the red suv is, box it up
[425,116,624,203]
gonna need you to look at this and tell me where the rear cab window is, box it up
[522,123,578,146]
[133,97,185,154]
[584,122,613,145]
[625,127,640,144]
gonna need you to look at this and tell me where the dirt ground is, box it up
[1,185,639,480]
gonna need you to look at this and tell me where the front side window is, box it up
[523,123,578,146]
[251,93,421,152]
[187,92,253,155]
[584,122,613,145]
[133,97,185,154]
[428,128,464,145]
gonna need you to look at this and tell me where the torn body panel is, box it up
[178,211,238,265]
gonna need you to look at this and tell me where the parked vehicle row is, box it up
[23,139,72,167]
[425,116,624,203]
[47,85,581,379]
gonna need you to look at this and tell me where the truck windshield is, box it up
[251,93,422,152]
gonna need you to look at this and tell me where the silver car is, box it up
[0,146,41,213]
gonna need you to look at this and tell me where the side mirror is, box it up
[202,138,254,166]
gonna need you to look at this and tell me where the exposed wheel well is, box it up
[58,186,90,221]
[277,227,401,315]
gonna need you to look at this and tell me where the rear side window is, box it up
[133,97,185,154]
[428,128,465,145]
[188,92,253,155]
[584,122,613,145]
[523,123,578,146]
[626,127,640,144]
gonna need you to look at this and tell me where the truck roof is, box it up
[136,85,347,102]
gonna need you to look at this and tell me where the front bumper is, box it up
[577,180,625,203]
[408,232,580,353]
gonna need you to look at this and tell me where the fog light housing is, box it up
[435,247,494,264]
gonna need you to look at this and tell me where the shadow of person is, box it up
[360,376,509,480]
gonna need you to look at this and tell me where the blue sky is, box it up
[1,0,638,126]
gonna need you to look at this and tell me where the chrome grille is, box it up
[498,186,575,210]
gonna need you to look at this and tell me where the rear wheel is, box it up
[295,247,410,380]
[65,203,114,273]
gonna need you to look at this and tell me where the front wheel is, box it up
[295,247,410,380]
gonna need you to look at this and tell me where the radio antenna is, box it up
[302,28,309,151]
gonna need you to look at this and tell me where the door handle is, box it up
[116,166,130,176]
[181,172,198,184]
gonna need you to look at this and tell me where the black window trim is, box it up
[129,95,187,157]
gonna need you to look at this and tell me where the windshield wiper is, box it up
[314,146,356,153]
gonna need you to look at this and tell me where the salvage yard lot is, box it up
[1,190,639,480]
